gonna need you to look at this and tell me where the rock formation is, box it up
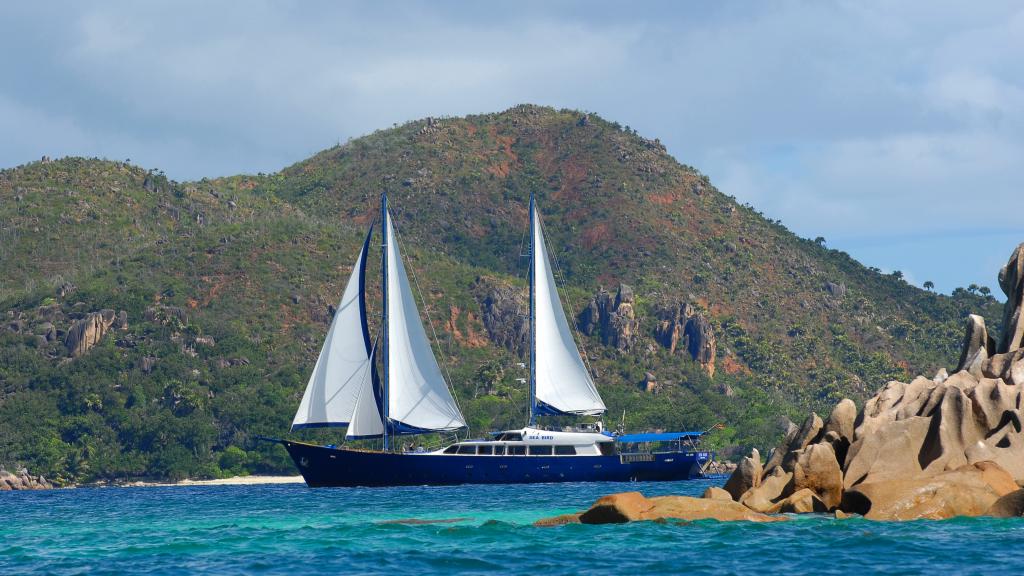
[713,243,1024,520]
[722,448,761,500]
[540,242,1024,524]
[998,243,1024,353]
[575,491,784,524]
[144,305,188,327]
[987,489,1024,517]
[578,283,639,351]
[474,277,529,358]
[0,468,53,490]
[65,310,118,357]
[655,301,716,376]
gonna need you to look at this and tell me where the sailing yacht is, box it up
[271,193,712,487]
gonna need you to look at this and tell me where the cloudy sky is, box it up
[2,1,1021,294]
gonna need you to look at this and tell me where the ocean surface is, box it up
[3,479,1024,575]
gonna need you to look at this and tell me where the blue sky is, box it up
[2,1,1021,294]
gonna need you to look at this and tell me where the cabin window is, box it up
[554,445,576,456]
[509,445,526,456]
[477,445,493,455]
[493,446,506,455]
[443,446,458,454]
[529,445,553,456]
[598,442,616,456]
[457,445,476,455]
[497,433,523,441]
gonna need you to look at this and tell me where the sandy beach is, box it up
[113,475,305,488]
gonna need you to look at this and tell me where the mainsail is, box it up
[530,195,606,417]
[384,211,467,433]
[292,227,380,431]
[292,195,469,446]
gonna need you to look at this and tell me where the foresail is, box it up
[346,349,385,439]
[532,205,606,415]
[385,212,467,433]
[291,227,376,430]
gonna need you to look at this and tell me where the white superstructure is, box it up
[428,427,616,457]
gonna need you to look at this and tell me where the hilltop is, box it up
[0,105,1004,483]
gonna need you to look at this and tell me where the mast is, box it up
[529,193,537,427]
[381,192,390,452]
[528,194,606,419]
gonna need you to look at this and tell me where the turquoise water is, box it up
[3,479,1024,575]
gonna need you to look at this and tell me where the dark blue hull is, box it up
[280,440,711,487]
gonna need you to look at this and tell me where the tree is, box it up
[814,236,826,246]
[891,270,904,281]
[979,286,991,297]
[968,283,979,294]
[923,281,934,291]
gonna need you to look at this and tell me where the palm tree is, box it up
[923,281,935,291]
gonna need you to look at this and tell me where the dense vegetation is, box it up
[0,105,1004,483]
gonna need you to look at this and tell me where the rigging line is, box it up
[517,223,529,268]
[536,211,599,382]
[390,220,471,438]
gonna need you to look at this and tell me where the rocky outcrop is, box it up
[791,443,843,510]
[842,462,1017,520]
[655,301,716,376]
[539,245,1024,525]
[722,448,761,501]
[65,310,118,357]
[740,467,792,512]
[474,277,529,358]
[823,398,855,464]
[763,413,821,474]
[771,488,828,514]
[578,283,639,351]
[700,243,1024,521]
[684,314,716,373]
[702,487,734,501]
[573,491,784,524]
[144,305,188,327]
[533,513,583,526]
[987,489,1024,517]
[997,243,1024,354]
[641,371,661,394]
[956,314,995,373]
[0,468,53,490]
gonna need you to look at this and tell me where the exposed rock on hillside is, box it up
[655,302,717,376]
[65,309,125,357]
[578,283,639,351]
[474,277,529,358]
[144,305,189,327]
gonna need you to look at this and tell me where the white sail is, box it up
[291,231,376,430]
[532,202,606,415]
[346,349,385,439]
[385,212,467,432]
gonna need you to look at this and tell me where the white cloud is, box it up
[0,0,1021,291]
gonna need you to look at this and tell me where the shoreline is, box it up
[92,475,305,488]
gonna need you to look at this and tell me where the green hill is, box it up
[0,105,1003,483]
